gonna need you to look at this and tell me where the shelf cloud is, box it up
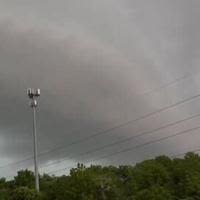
[0,0,200,177]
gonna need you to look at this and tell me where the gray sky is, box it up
[0,0,200,178]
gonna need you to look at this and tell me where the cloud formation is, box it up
[0,0,200,177]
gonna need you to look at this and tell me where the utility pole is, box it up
[27,88,40,192]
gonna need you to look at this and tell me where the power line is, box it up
[5,111,200,177]
[0,73,198,178]
[93,125,200,162]
[41,112,200,169]
[46,125,200,175]
[0,74,192,170]
[1,92,200,171]
[5,146,200,179]
[0,157,33,170]
[38,92,200,157]
[27,74,191,157]
[5,145,200,179]
[35,93,200,162]
[47,148,200,176]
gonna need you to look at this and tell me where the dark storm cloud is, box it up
[0,0,200,177]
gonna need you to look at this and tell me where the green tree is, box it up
[1,152,200,199]
[135,186,174,200]
[11,187,39,200]
[133,159,170,190]
[14,170,35,189]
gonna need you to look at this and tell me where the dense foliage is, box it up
[1,152,200,199]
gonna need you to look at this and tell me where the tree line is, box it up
[0,152,200,199]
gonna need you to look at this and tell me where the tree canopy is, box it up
[1,152,200,200]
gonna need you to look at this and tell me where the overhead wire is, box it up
[1,90,200,173]
[1,90,200,171]
[46,125,200,175]
[40,111,200,169]
[0,73,198,175]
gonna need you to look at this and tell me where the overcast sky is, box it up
[0,0,200,178]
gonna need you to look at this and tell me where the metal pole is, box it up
[27,88,40,192]
[32,102,40,192]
